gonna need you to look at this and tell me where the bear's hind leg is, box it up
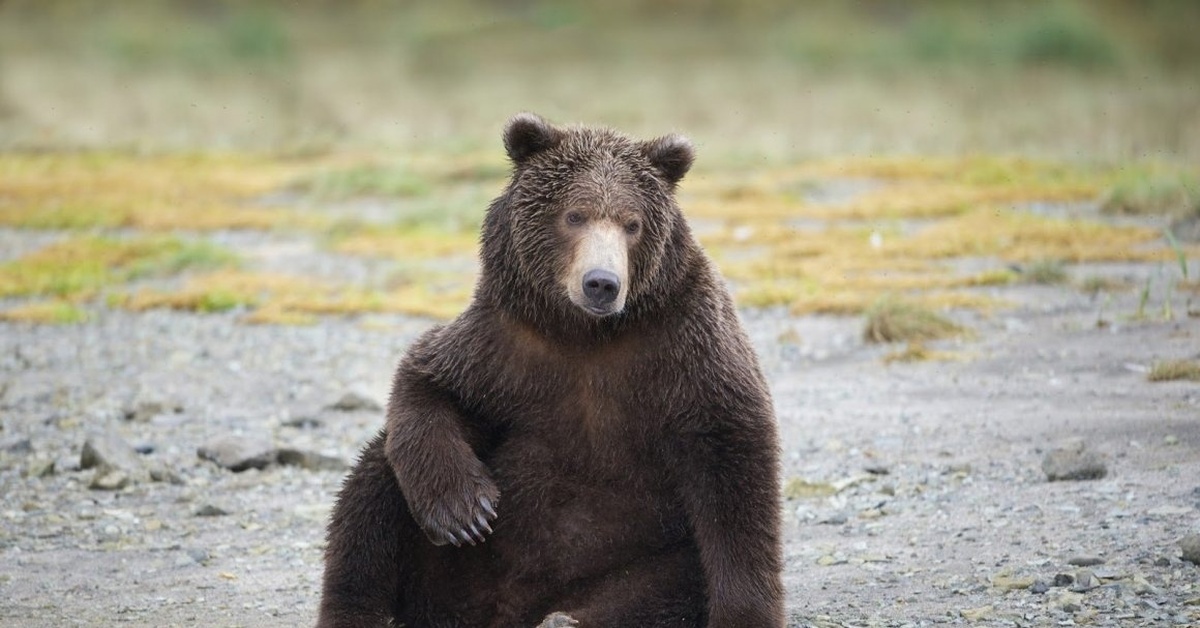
[318,432,417,628]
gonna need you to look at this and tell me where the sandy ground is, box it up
[1,229,1198,627]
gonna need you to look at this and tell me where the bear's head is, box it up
[479,113,698,333]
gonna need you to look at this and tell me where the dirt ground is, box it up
[1,219,1197,627]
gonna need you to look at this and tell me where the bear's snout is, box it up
[582,269,621,308]
[565,222,629,317]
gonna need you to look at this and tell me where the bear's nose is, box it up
[582,269,621,306]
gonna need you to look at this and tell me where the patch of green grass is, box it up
[0,236,234,300]
[1147,359,1200,382]
[1102,170,1200,217]
[863,298,965,344]
[1020,259,1069,285]
[295,164,431,200]
[1008,3,1120,69]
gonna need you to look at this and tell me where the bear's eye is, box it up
[565,211,585,226]
[624,221,641,235]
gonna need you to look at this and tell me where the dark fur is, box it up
[318,114,784,628]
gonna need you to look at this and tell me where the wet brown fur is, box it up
[317,114,784,628]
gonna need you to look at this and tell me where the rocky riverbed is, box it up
[2,257,1199,627]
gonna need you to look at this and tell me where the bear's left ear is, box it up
[642,134,694,186]
[504,113,563,164]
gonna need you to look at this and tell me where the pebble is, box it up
[990,574,1036,591]
[275,448,347,471]
[1042,443,1107,481]
[194,504,230,517]
[1180,534,1200,564]
[197,435,276,472]
[80,432,147,479]
[1071,568,1101,592]
[325,391,382,412]
[1068,554,1105,566]
[1030,580,1050,594]
[89,469,130,491]
[124,396,182,422]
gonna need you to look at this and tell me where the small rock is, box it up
[281,416,323,429]
[133,444,155,455]
[864,464,890,475]
[197,435,275,472]
[1071,568,1101,592]
[1154,556,1172,567]
[80,432,144,474]
[124,395,182,422]
[1163,434,1180,446]
[325,391,382,413]
[818,512,849,525]
[959,605,993,621]
[1180,534,1200,564]
[1042,444,1107,481]
[1030,580,1050,594]
[24,458,55,478]
[1055,591,1085,613]
[187,548,210,564]
[275,448,347,472]
[81,432,148,487]
[0,436,32,454]
[1053,573,1075,587]
[194,504,229,517]
[89,468,130,490]
[991,574,1036,591]
[1131,573,1160,595]
[1068,555,1105,567]
[148,465,185,485]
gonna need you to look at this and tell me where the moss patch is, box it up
[0,236,233,300]
[0,300,89,325]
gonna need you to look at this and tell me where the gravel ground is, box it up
[2,237,1199,627]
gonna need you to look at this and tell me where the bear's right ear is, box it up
[503,113,563,163]
[642,134,694,186]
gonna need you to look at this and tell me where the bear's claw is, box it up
[412,475,500,548]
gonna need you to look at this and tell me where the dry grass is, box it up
[118,270,471,323]
[1147,360,1200,382]
[0,300,88,324]
[0,153,325,231]
[863,298,965,344]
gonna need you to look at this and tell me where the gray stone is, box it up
[123,393,182,422]
[194,504,230,517]
[1068,554,1105,567]
[1042,444,1107,481]
[80,432,148,484]
[1071,568,1101,592]
[0,436,32,454]
[24,458,55,478]
[89,468,130,491]
[197,435,275,472]
[148,465,185,485]
[1180,534,1200,565]
[326,391,382,412]
[275,448,347,472]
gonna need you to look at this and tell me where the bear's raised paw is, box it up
[410,474,499,548]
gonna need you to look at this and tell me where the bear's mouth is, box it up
[579,302,622,318]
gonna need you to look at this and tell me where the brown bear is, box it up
[317,113,784,628]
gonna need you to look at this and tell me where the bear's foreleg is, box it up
[385,369,500,547]
[673,414,784,628]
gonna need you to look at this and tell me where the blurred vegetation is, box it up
[1,0,1198,160]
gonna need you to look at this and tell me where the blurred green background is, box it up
[2,0,1198,163]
